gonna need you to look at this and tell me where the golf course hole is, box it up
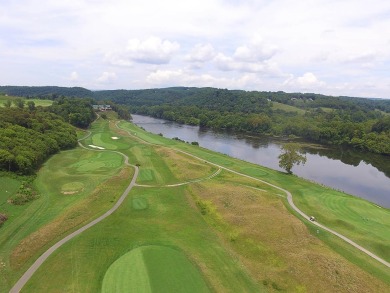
[132,197,148,210]
[102,245,211,293]
[61,182,84,195]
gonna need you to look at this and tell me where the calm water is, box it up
[132,114,390,208]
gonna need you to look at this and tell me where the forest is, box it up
[0,97,96,174]
[1,86,390,155]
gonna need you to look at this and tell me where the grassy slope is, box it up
[271,101,306,114]
[4,116,389,292]
[118,121,390,284]
[0,117,130,291]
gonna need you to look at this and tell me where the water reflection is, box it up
[132,114,390,208]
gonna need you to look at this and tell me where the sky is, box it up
[1,0,390,98]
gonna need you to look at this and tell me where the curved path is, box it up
[117,121,390,269]
[136,168,222,188]
[9,131,139,293]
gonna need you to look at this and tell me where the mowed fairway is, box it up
[0,95,53,107]
[102,245,210,293]
[7,116,390,292]
[0,117,132,292]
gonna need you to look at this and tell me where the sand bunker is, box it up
[111,137,119,140]
[88,144,105,150]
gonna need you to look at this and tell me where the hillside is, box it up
[2,86,390,155]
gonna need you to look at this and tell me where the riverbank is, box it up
[3,115,389,292]
[132,114,390,208]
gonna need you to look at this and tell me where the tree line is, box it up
[1,86,389,154]
[0,97,97,174]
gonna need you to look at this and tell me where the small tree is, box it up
[3,100,12,108]
[27,101,36,111]
[14,98,25,109]
[278,143,307,174]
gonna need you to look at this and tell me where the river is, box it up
[131,114,390,208]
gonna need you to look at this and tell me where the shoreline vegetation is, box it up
[1,86,390,155]
[0,96,389,291]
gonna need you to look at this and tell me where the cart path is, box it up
[9,133,139,293]
[136,168,222,188]
[118,121,390,269]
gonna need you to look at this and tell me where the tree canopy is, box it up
[0,95,109,174]
[278,143,307,174]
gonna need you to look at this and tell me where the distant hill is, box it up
[1,85,389,113]
[0,86,92,98]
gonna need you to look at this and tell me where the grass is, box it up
[0,95,52,107]
[3,116,390,292]
[188,176,389,292]
[271,101,306,114]
[102,245,211,293]
[0,119,129,291]
[116,121,390,286]
[23,185,260,292]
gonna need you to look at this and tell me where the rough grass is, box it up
[102,245,210,293]
[188,177,389,292]
[118,121,390,284]
[0,120,128,292]
[5,117,390,292]
[0,177,21,206]
[23,186,260,293]
[10,167,132,270]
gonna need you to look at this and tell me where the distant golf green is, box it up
[102,245,210,293]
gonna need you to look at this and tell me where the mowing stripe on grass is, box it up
[102,248,152,293]
[102,245,211,293]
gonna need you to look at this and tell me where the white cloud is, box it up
[233,35,278,62]
[146,69,267,89]
[283,72,326,90]
[211,35,280,75]
[185,44,216,63]
[214,52,281,75]
[69,71,79,81]
[106,37,180,66]
[1,0,390,98]
[97,71,117,83]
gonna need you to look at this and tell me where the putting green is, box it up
[92,133,129,150]
[132,197,148,210]
[102,246,210,293]
[61,182,84,194]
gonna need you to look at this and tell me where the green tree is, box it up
[27,100,36,111]
[14,98,25,109]
[278,143,307,174]
[3,100,12,108]
[0,149,14,171]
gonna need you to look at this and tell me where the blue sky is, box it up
[1,0,390,98]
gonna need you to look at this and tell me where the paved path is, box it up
[9,120,389,293]
[118,122,390,269]
[9,132,139,293]
[136,168,221,188]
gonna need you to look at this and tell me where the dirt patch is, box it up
[0,213,8,226]
[61,190,81,195]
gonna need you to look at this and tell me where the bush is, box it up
[9,179,39,205]
[0,213,8,227]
